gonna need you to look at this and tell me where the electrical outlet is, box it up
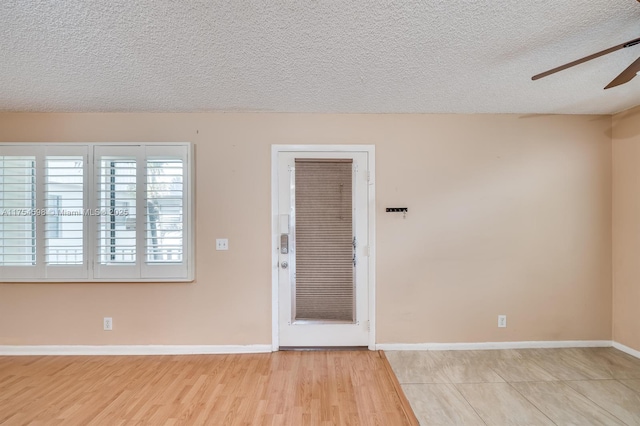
[498,315,507,328]
[216,238,229,250]
[103,317,113,331]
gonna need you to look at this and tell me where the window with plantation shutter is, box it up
[93,145,191,280]
[0,143,193,282]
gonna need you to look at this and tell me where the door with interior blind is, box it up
[277,150,370,347]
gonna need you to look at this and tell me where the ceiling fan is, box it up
[532,2,640,89]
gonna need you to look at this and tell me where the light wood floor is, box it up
[0,350,413,425]
[386,347,640,425]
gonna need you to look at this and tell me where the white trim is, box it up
[1,341,624,356]
[367,150,376,351]
[271,145,376,351]
[376,340,613,351]
[271,146,279,351]
[613,341,640,359]
[0,345,272,356]
[272,145,376,153]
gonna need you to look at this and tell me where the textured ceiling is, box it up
[1,1,639,114]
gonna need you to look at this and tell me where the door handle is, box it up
[281,261,288,269]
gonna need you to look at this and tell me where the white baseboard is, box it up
[376,340,612,351]
[0,344,273,356]
[3,341,628,356]
[612,341,640,359]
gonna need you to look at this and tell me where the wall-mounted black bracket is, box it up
[386,207,408,213]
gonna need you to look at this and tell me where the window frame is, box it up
[0,142,194,283]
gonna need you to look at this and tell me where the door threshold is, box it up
[279,346,369,351]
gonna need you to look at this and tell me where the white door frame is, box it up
[271,145,376,351]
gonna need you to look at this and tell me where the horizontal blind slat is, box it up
[294,159,354,322]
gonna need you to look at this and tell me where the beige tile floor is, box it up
[386,347,640,426]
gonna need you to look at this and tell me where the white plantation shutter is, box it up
[45,157,84,265]
[0,151,37,279]
[146,159,183,262]
[94,145,190,280]
[97,158,137,264]
[93,145,140,279]
[0,146,90,280]
[43,146,88,279]
[142,145,188,279]
[0,143,192,282]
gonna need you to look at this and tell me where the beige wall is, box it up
[0,113,612,345]
[613,105,640,352]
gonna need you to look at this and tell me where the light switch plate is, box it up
[498,315,507,328]
[216,239,229,250]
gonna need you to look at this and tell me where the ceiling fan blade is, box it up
[604,56,640,89]
[532,36,640,81]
